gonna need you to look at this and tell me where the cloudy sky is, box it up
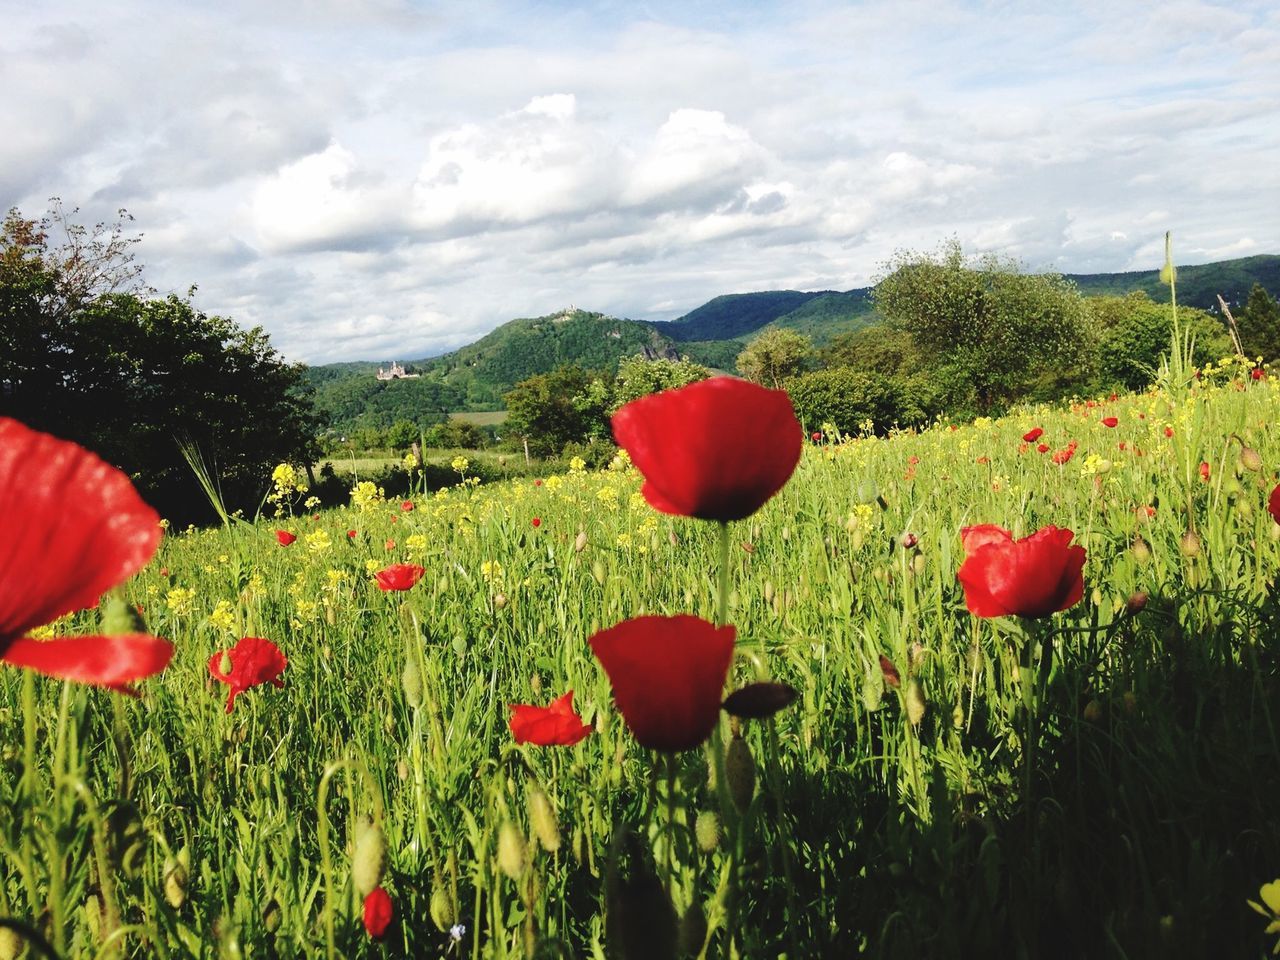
[3,1,1277,364]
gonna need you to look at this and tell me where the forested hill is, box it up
[305,253,1279,424]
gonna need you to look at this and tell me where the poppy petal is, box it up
[2,634,173,688]
[0,419,160,644]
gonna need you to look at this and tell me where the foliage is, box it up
[610,355,711,412]
[310,375,462,435]
[503,364,601,457]
[760,289,877,343]
[736,329,816,388]
[424,418,484,450]
[873,239,1096,414]
[651,290,823,341]
[1237,283,1280,362]
[820,323,923,376]
[785,367,911,433]
[1069,253,1280,311]
[0,206,318,524]
[1089,291,1232,391]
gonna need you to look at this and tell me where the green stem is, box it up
[716,523,731,628]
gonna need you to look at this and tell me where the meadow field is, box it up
[5,358,1280,959]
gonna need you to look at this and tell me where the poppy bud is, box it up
[591,559,606,585]
[1126,592,1148,615]
[1179,530,1202,558]
[899,532,918,549]
[351,818,387,898]
[401,655,423,709]
[1122,691,1138,714]
[396,759,409,781]
[1083,699,1103,723]
[1240,446,1263,472]
[911,553,926,575]
[725,735,756,813]
[574,530,588,552]
[694,810,720,852]
[1131,536,1151,563]
[722,681,798,719]
[905,680,926,727]
[219,651,233,675]
[528,787,560,853]
[763,580,775,604]
[493,593,508,609]
[85,894,102,939]
[497,821,527,879]
[861,665,884,712]
[952,703,964,728]
[0,928,22,960]
[679,903,708,957]
[163,846,191,909]
[429,879,456,931]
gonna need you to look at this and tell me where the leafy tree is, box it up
[1,206,319,523]
[385,420,420,450]
[873,239,1095,413]
[785,368,908,434]
[1236,283,1280,362]
[1087,292,1231,391]
[503,365,599,457]
[610,355,711,412]
[736,329,815,388]
[820,324,922,376]
[424,419,483,449]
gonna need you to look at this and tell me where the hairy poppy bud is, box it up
[1126,592,1148,615]
[1240,446,1263,472]
[497,821,527,880]
[528,787,560,853]
[351,818,387,898]
[401,654,423,709]
[429,879,455,932]
[725,735,756,813]
[1131,536,1151,563]
[591,559,606,585]
[905,680,926,727]
[0,928,22,960]
[163,846,191,909]
[1179,530,1202,558]
[1083,699,1103,723]
[493,593,508,609]
[694,810,720,852]
[722,681,798,719]
[679,903,708,957]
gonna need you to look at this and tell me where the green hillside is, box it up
[651,290,826,341]
[1066,254,1280,310]
[765,289,877,343]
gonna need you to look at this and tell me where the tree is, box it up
[873,239,1095,413]
[1,206,319,523]
[610,355,711,412]
[503,365,598,457]
[424,419,483,449]
[1236,283,1280,362]
[735,329,815,388]
[820,324,922,377]
[1087,292,1231,391]
[785,368,908,434]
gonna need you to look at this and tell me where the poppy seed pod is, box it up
[351,818,387,898]
[725,734,756,813]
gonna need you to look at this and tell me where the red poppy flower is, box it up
[534,479,543,487]
[1252,368,1265,381]
[1269,485,1280,525]
[275,530,297,546]
[363,887,393,940]
[509,690,592,746]
[401,500,414,512]
[1036,443,1050,454]
[0,418,172,690]
[208,636,286,713]
[1023,427,1044,442]
[589,615,735,752]
[1199,461,1211,481]
[375,563,425,592]
[1051,442,1077,465]
[531,517,542,528]
[956,524,1086,619]
[384,539,396,551]
[611,377,802,522]
[1165,426,1174,438]
[347,529,357,539]
[1101,417,1118,428]
[811,431,822,443]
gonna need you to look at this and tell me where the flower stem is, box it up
[716,523,731,627]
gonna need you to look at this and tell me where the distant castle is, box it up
[376,361,420,381]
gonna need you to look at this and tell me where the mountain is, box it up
[306,253,1280,423]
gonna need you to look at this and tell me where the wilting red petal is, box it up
[375,563,425,592]
[363,887,393,939]
[275,529,297,546]
[589,615,735,752]
[612,377,802,522]
[509,690,592,746]
[878,654,901,690]
[208,636,287,712]
[956,525,1086,619]
[2,634,172,687]
[1269,485,1280,525]
[0,419,160,647]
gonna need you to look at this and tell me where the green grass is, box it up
[451,411,508,427]
[5,357,1280,958]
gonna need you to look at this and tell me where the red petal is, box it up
[611,377,802,522]
[2,634,172,688]
[0,419,160,643]
[960,524,1011,557]
[589,615,735,751]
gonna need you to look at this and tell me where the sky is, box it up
[3,0,1278,364]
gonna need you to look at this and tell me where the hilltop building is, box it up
[376,361,420,381]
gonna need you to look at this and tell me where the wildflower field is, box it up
[5,359,1280,959]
